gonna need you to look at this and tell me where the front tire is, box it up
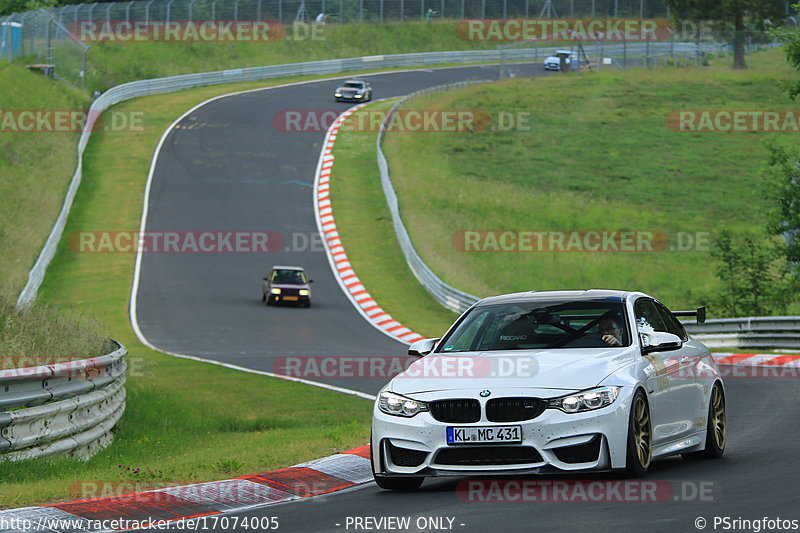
[683,382,726,460]
[625,390,652,477]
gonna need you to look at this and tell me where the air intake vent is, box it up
[435,446,543,466]
[387,442,428,467]
[552,436,602,464]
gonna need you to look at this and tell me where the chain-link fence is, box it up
[3,0,675,28]
[1,10,89,88]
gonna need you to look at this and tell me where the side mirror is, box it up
[641,331,682,354]
[408,338,439,357]
[262,277,269,281]
[309,279,314,283]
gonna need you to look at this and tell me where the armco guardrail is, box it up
[15,43,714,309]
[376,81,485,314]
[685,317,800,350]
[0,341,126,461]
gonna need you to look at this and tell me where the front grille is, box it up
[552,436,602,464]
[486,397,546,422]
[387,441,428,467]
[429,399,481,423]
[279,288,300,296]
[435,446,543,466]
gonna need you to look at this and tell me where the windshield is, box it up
[344,82,363,88]
[271,269,307,284]
[437,300,630,352]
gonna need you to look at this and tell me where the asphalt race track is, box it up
[133,64,800,532]
[134,62,542,393]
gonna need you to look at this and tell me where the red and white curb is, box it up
[711,352,800,377]
[712,353,800,366]
[0,446,372,531]
[313,100,425,346]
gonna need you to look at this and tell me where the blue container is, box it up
[0,22,23,60]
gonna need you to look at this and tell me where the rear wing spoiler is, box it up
[673,306,706,324]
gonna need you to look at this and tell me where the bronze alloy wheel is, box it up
[633,395,652,469]
[710,384,726,450]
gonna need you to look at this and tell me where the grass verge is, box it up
[0,63,90,298]
[0,75,378,509]
[382,48,800,312]
[0,295,108,364]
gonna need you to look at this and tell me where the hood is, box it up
[337,86,363,93]
[387,348,634,395]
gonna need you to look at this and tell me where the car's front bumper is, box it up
[269,294,310,304]
[335,94,365,102]
[371,388,634,477]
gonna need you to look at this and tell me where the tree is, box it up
[710,230,794,317]
[0,0,56,16]
[774,2,800,98]
[665,0,785,69]
[763,143,800,263]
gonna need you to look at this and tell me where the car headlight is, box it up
[378,391,428,418]
[334,93,342,97]
[270,288,281,295]
[299,289,309,296]
[548,386,621,413]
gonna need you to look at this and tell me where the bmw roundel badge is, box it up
[479,390,491,397]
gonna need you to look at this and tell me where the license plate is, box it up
[446,426,522,445]
[283,296,299,301]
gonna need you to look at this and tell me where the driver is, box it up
[599,316,623,346]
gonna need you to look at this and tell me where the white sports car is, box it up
[544,49,576,71]
[371,289,726,490]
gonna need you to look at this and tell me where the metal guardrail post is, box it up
[81,46,88,89]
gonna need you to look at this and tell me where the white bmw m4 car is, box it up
[371,290,726,490]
